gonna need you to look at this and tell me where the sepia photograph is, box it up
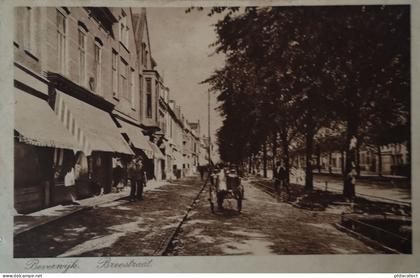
[0,0,418,273]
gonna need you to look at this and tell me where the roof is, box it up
[14,88,80,150]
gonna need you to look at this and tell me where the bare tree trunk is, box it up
[305,131,314,191]
[263,142,267,178]
[280,130,290,185]
[272,133,278,170]
[377,145,382,177]
[356,139,361,177]
[343,120,357,198]
[328,152,332,174]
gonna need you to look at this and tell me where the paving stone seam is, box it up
[154,179,209,256]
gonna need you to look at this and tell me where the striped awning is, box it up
[116,119,153,159]
[14,88,80,150]
[148,141,165,160]
[54,92,133,156]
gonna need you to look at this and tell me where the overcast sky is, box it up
[147,8,225,147]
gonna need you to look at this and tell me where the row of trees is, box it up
[193,5,410,197]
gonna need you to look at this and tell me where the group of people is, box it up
[113,156,148,202]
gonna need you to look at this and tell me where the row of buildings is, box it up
[13,7,210,214]
[293,143,410,177]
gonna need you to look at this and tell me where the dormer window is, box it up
[141,42,148,68]
[119,11,129,47]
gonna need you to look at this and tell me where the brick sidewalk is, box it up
[14,176,204,257]
[14,180,173,236]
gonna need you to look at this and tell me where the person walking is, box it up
[273,161,290,200]
[199,165,205,180]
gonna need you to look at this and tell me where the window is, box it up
[23,7,37,54]
[155,81,160,119]
[78,27,87,85]
[139,75,143,106]
[130,68,135,109]
[141,42,147,67]
[57,10,67,74]
[119,58,128,99]
[146,78,152,118]
[112,50,118,98]
[93,39,102,94]
[119,12,129,47]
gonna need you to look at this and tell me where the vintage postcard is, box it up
[0,0,419,273]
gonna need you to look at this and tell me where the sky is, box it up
[147,8,225,147]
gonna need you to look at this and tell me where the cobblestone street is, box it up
[14,177,203,258]
[167,178,382,255]
[15,175,388,258]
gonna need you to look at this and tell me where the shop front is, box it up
[52,90,134,200]
[14,88,80,214]
[148,141,165,181]
[113,116,154,188]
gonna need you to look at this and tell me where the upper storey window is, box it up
[119,11,129,48]
[93,38,103,95]
[78,22,88,86]
[22,7,38,56]
[56,9,67,74]
[112,50,118,98]
[141,42,148,68]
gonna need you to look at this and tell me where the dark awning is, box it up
[116,119,154,159]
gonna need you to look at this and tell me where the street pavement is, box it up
[166,178,381,255]
[14,177,203,258]
[14,175,383,257]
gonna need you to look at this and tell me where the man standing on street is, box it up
[128,159,137,201]
[128,157,147,201]
[134,157,147,200]
[273,161,290,200]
